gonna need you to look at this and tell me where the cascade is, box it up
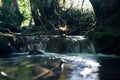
[20,35,95,53]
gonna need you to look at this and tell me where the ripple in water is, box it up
[0,52,120,80]
[58,55,100,80]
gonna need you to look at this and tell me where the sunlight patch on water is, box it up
[1,51,120,80]
[56,54,100,80]
[9,52,120,80]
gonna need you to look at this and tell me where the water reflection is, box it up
[0,53,120,80]
[59,55,100,80]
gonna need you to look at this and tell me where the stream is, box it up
[0,35,120,80]
[0,52,120,80]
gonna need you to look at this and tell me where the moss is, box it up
[88,20,120,55]
[87,7,120,55]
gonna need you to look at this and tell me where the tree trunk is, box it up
[89,0,103,19]
[29,0,42,26]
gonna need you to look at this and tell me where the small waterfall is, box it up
[20,35,95,53]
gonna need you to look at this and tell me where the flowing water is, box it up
[23,35,95,53]
[0,36,120,80]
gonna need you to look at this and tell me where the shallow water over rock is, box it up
[21,35,95,53]
[0,52,120,80]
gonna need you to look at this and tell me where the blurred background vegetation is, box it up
[0,0,95,35]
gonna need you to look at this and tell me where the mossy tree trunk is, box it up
[29,0,41,26]
[89,0,103,20]
[30,0,60,22]
[89,0,120,20]
[29,0,61,30]
[89,0,120,55]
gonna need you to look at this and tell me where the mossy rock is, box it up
[87,28,120,55]
[93,36,120,55]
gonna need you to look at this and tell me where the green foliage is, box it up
[2,0,11,3]
[32,26,46,34]
[27,0,95,34]
[18,0,31,27]
[0,0,24,32]
[0,9,23,27]
[0,0,96,34]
